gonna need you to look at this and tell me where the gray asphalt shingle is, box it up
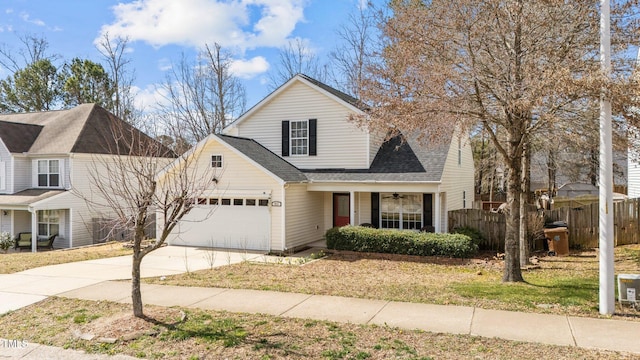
[217,134,307,182]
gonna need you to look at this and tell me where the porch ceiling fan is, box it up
[383,193,404,199]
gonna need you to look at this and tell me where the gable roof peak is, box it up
[222,73,366,133]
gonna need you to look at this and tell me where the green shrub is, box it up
[451,226,485,246]
[325,226,477,258]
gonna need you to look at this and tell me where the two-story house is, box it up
[160,74,475,252]
[0,104,171,251]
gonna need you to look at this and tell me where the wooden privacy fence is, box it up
[449,198,640,250]
[92,216,157,244]
[448,209,506,251]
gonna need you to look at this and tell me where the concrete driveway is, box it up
[0,246,264,314]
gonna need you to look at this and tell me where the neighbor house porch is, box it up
[0,189,70,252]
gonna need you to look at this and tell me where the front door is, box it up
[333,193,350,227]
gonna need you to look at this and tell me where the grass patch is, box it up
[452,276,598,311]
[0,242,132,274]
[145,245,640,318]
[0,297,630,359]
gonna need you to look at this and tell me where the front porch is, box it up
[308,183,448,233]
[0,189,70,252]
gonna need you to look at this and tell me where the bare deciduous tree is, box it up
[328,4,378,98]
[156,43,247,146]
[360,0,640,282]
[96,33,140,125]
[0,33,58,73]
[267,38,328,90]
[80,114,213,318]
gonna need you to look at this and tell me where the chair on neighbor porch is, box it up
[14,232,32,251]
[13,233,57,251]
[37,234,58,250]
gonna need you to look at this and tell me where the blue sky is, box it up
[0,0,376,110]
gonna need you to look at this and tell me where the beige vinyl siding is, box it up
[65,154,174,248]
[323,192,333,231]
[55,155,114,247]
[440,131,475,212]
[284,184,324,250]
[236,81,370,169]
[629,131,640,197]
[13,156,31,193]
[368,130,386,167]
[357,192,372,225]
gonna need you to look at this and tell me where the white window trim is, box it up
[32,158,64,189]
[290,119,309,156]
[379,193,423,230]
[211,154,224,168]
[37,209,60,239]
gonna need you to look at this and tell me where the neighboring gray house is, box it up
[160,74,475,252]
[0,104,170,251]
[556,183,599,198]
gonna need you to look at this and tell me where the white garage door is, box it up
[169,197,271,251]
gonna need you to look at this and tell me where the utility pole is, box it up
[599,0,615,315]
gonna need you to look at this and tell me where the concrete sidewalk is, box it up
[0,246,265,314]
[2,245,640,359]
[54,281,640,356]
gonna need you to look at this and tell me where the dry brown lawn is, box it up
[145,245,640,319]
[0,241,132,274]
[0,297,638,360]
[1,244,639,359]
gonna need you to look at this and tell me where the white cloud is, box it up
[20,12,45,26]
[157,58,172,72]
[132,84,170,111]
[98,0,306,51]
[229,56,269,79]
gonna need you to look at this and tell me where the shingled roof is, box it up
[0,121,42,153]
[214,131,450,183]
[303,133,450,183]
[216,134,307,182]
[297,74,366,111]
[0,104,173,157]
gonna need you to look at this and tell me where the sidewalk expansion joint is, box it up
[566,315,578,347]
[468,307,476,335]
[365,300,391,325]
[277,293,314,317]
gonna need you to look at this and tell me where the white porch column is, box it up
[349,191,355,226]
[434,192,441,233]
[30,208,37,253]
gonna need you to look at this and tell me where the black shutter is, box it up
[282,120,290,156]
[371,192,380,228]
[423,194,433,229]
[309,118,317,156]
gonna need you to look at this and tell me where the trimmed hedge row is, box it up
[325,226,478,258]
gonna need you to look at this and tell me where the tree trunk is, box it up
[131,253,144,318]
[519,141,530,267]
[504,151,524,282]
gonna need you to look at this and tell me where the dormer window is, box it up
[37,159,60,187]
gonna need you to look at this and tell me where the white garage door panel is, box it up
[169,206,270,251]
